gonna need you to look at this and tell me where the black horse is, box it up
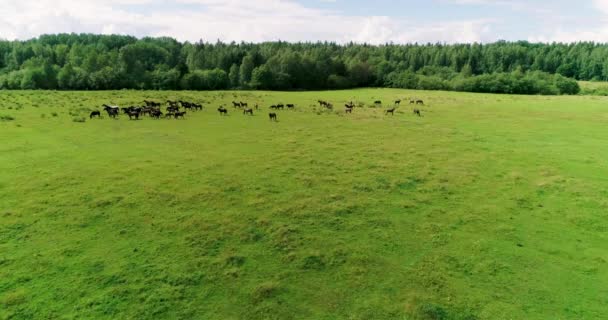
[413,109,422,117]
[218,107,228,115]
[103,105,118,118]
[243,108,254,116]
[385,108,396,115]
[269,113,277,121]
[89,111,101,119]
[127,111,140,120]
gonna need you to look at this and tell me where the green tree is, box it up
[229,63,240,88]
[239,54,255,87]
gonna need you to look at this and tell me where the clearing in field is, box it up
[1,89,608,319]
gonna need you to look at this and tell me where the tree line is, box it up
[0,33,595,94]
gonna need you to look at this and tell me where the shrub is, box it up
[0,115,15,121]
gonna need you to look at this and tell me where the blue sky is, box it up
[2,0,608,43]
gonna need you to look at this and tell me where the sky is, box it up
[1,0,608,44]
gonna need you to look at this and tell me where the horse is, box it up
[103,105,119,118]
[243,108,254,116]
[127,111,140,120]
[286,104,295,109]
[413,109,422,117]
[345,107,353,114]
[276,104,285,110]
[374,100,382,105]
[174,111,186,119]
[89,111,101,119]
[416,99,424,105]
[151,110,163,119]
[385,108,396,115]
[218,107,228,115]
[394,100,401,106]
[269,113,278,121]
[232,101,241,108]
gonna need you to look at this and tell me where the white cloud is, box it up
[0,0,495,44]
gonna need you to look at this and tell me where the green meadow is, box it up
[1,89,607,319]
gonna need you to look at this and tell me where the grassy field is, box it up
[1,89,608,319]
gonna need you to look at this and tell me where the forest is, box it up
[0,33,601,95]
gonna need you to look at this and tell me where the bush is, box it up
[0,115,15,121]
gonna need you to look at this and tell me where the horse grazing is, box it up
[243,108,254,116]
[413,109,422,117]
[416,99,424,105]
[269,113,278,121]
[276,104,285,110]
[89,111,101,119]
[232,101,241,108]
[385,108,396,115]
[394,100,401,106]
[192,103,203,111]
[218,107,228,115]
[286,104,295,109]
[174,111,186,119]
[374,100,382,105]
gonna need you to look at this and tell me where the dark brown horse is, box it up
[385,108,396,115]
[413,109,422,117]
[127,111,140,120]
[269,113,277,121]
[243,108,254,116]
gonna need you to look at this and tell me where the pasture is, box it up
[1,89,608,319]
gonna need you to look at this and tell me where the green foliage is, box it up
[0,34,597,94]
[181,69,229,90]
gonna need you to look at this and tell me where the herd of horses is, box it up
[89,97,427,122]
[92,100,202,120]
